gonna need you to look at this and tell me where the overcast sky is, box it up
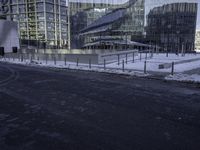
[67,0,200,29]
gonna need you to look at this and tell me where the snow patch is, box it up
[165,73,200,83]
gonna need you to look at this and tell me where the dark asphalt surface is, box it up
[0,62,200,150]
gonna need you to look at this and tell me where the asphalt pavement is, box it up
[0,62,200,150]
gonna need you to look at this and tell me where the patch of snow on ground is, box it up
[165,74,200,83]
[107,53,200,73]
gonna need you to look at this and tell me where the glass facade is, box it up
[1,0,68,48]
[69,0,198,52]
[146,2,198,52]
[69,0,146,49]
[1,0,199,51]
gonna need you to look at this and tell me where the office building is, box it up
[69,0,145,49]
[1,0,198,51]
[146,2,198,52]
[69,0,198,52]
[0,0,68,48]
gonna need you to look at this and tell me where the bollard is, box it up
[133,52,135,63]
[89,59,91,69]
[171,62,174,75]
[46,55,48,64]
[54,56,56,65]
[140,52,142,61]
[166,51,168,57]
[118,54,120,65]
[13,54,14,61]
[30,55,33,62]
[104,59,106,70]
[126,53,128,64]
[76,58,79,66]
[122,60,125,72]
[144,61,147,74]
[21,54,23,62]
[64,56,67,66]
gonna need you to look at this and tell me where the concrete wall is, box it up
[0,20,19,53]
[6,53,99,64]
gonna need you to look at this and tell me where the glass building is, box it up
[146,2,198,52]
[1,0,199,51]
[69,0,145,49]
[69,0,198,52]
[0,0,68,48]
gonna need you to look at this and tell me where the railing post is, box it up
[54,56,56,65]
[89,59,91,69]
[46,54,48,64]
[118,54,120,65]
[18,53,20,61]
[12,53,14,61]
[30,55,33,62]
[140,52,142,61]
[125,53,128,64]
[104,59,106,70]
[122,60,125,72]
[64,56,67,66]
[133,52,135,63]
[181,43,184,57]
[171,62,174,75]
[144,61,147,74]
[76,58,79,66]
[21,54,23,62]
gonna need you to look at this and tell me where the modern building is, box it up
[69,0,198,52]
[0,0,68,48]
[146,2,198,52]
[195,30,200,51]
[1,0,198,52]
[69,0,146,49]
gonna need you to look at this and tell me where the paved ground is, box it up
[0,62,200,150]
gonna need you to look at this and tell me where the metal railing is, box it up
[1,51,196,76]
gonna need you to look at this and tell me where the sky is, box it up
[67,0,200,29]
